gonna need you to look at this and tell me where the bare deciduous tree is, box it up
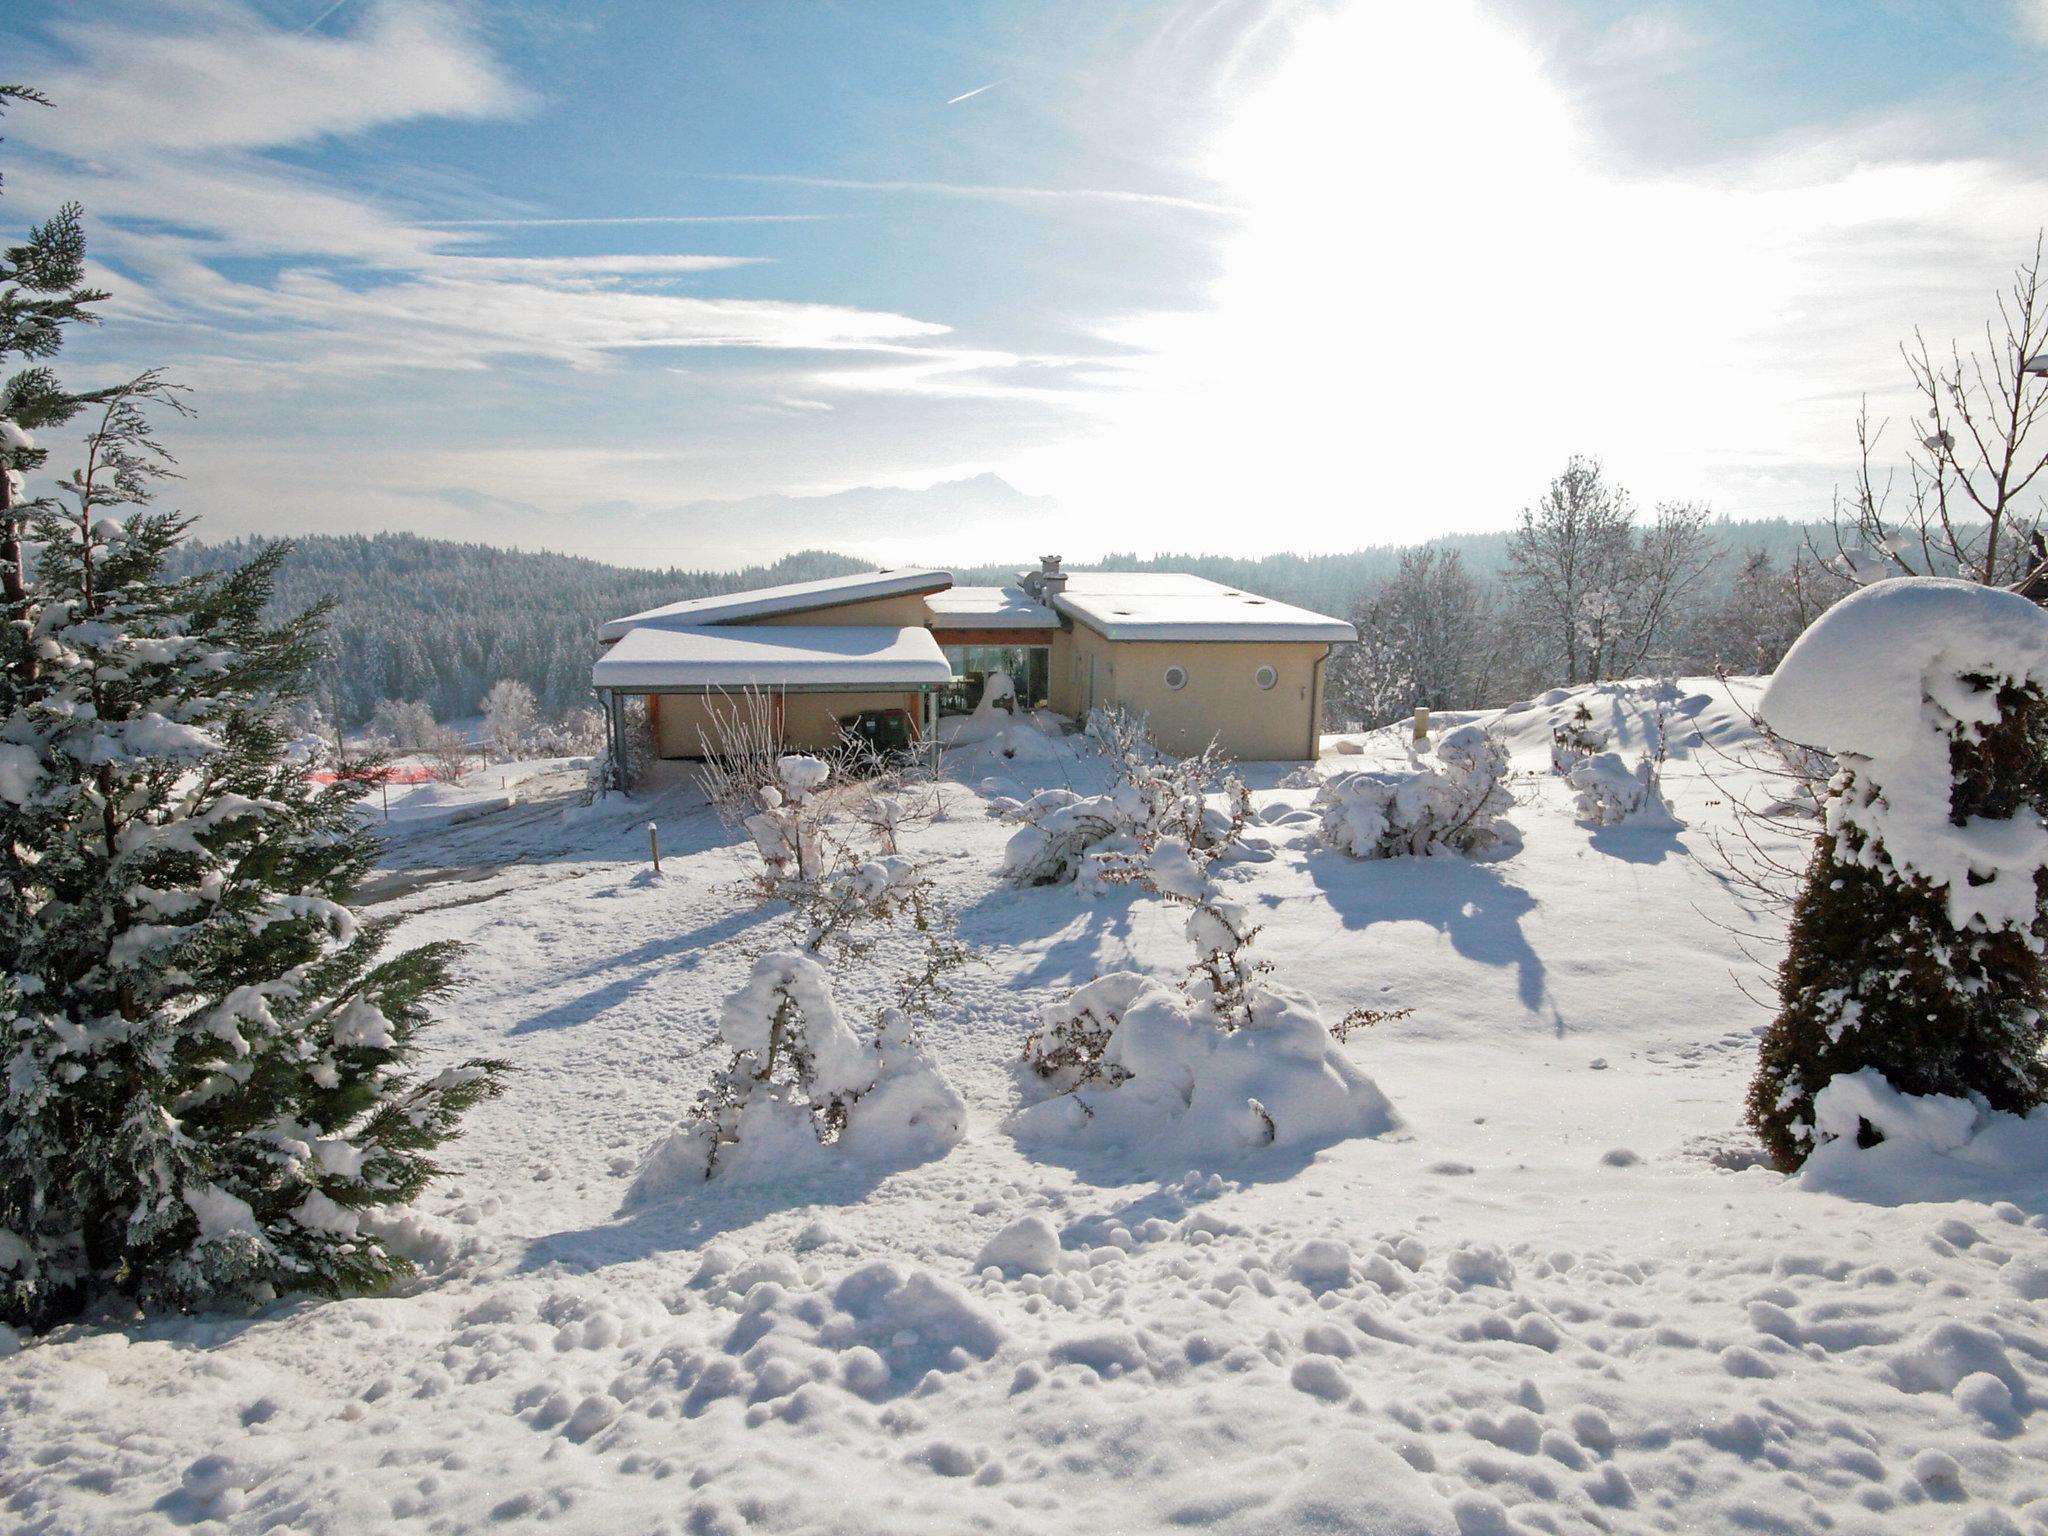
[1332,547,1502,727]
[1507,458,1718,686]
[1817,233,2048,589]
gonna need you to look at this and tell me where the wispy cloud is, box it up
[707,173,1241,218]
[8,2,982,385]
[39,2,524,154]
[1587,7,1702,72]
[421,214,832,228]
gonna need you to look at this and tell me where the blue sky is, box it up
[10,0,2048,567]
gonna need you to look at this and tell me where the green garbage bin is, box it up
[838,707,913,754]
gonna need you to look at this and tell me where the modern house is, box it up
[591,558,1355,773]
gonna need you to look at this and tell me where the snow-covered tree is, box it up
[480,679,538,761]
[1507,458,1716,686]
[0,160,503,1324]
[1330,547,1503,728]
[367,697,436,752]
[1747,578,2048,1170]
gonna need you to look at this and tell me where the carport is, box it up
[591,624,954,789]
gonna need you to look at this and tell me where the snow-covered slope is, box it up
[8,678,2048,1535]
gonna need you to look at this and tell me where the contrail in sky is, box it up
[945,81,1001,105]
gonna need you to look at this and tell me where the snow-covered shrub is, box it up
[1314,723,1514,858]
[1000,717,1252,890]
[1567,749,1672,826]
[638,951,963,1183]
[640,845,966,1185]
[420,724,471,784]
[743,754,834,885]
[1021,970,1152,1090]
[1012,973,1397,1160]
[1550,701,1605,773]
[1747,578,2048,1171]
[1017,837,1399,1160]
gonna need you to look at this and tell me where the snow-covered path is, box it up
[7,681,2048,1535]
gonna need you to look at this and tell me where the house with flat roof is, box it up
[591,558,1355,774]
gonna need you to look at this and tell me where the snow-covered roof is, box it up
[923,586,1064,631]
[1049,573,1356,643]
[600,567,953,642]
[591,624,952,691]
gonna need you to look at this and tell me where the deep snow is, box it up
[6,677,2048,1536]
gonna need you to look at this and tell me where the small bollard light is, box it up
[648,820,660,874]
[1412,706,1431,743]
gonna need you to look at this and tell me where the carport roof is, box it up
[591,624,952,692]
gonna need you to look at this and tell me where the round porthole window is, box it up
[1164,664,1188,691]
[1254,664,1277,690]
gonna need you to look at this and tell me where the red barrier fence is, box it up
[307,766,437,785]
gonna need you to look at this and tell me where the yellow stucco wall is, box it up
[1054,622,1331,761]
[650,688,923,758]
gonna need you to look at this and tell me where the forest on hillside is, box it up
[166,510,1842,729]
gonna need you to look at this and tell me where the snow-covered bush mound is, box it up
[1314,724,1514,858]
[1021,970,1153,1090]
[1011,976,1398,1162]
[935,673,1069,762]
[1760,577,2048,934]
[1567,750,1673,827]
[1549,701,1606,773]
[1797,1069,2048,1200]
[631,951,964,1190]
[1000,773,1252,889]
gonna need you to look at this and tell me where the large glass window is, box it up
[940,645,1051,714]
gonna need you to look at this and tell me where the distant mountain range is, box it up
[165,513,1829,727]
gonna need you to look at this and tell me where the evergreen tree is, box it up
[0,92,503,1328]
[1748,584,2048,1170]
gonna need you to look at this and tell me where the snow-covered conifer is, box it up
[1747,579,2048,1170]
[0,370,503,1325]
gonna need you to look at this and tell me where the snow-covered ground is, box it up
[9,679,2048,1535]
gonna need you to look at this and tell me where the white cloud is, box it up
[34,1,524,153]
[2021,0,2048,47]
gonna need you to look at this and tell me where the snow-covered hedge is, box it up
[1314,724,1514,858]
[999,763,1252,891]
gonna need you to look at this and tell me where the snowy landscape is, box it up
[11,4,2048,1534]
[8,676,2048,1535]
